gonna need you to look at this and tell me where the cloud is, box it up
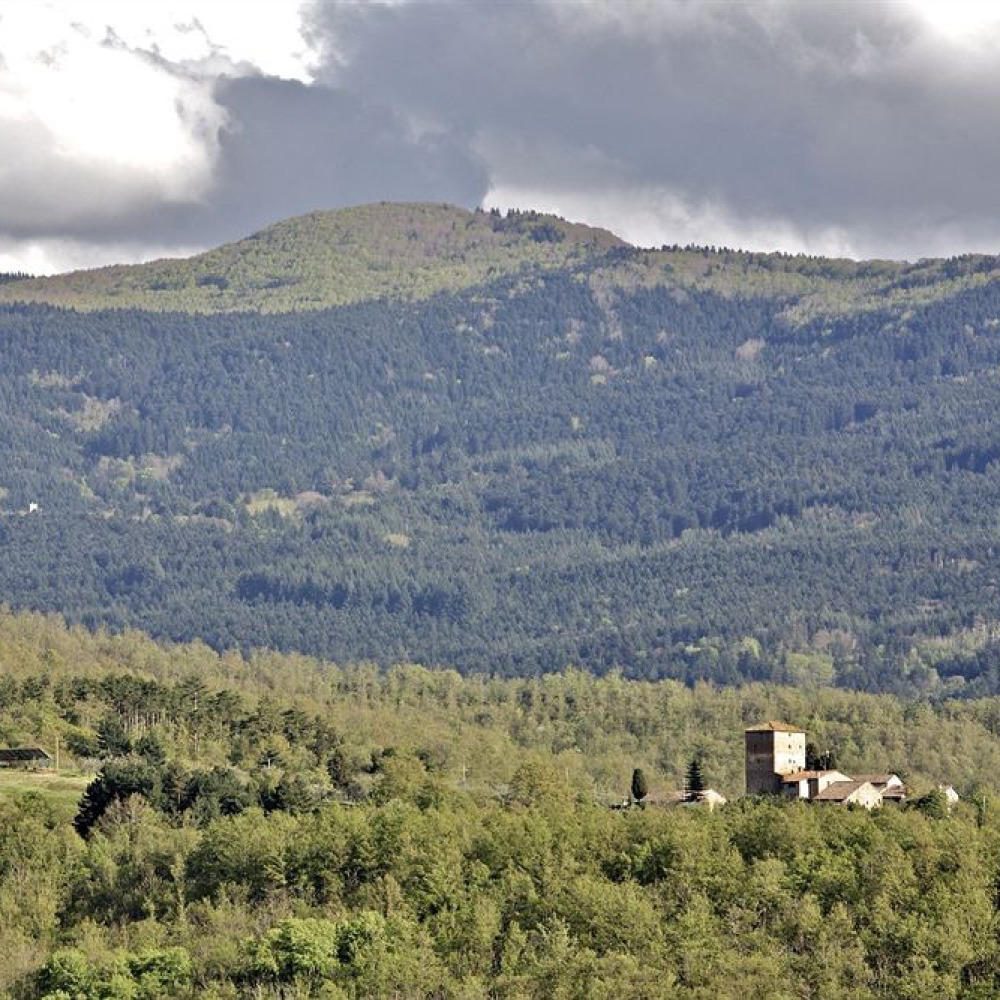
[0,6,224,239]
[0,235,205,276]
[5,1,1000,271]
[308,0,1000,259]
[143,74,489,250]
[0,1,317,270]
[0,1,489,272]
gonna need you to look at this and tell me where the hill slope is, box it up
[0,203,623,313]
[6,606,1000,998]
[2,201,999,324]
[2,205,1000,688]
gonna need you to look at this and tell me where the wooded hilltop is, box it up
[5,204,1000,994]
[2,205,1000,688]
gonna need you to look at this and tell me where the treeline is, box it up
[4,608,1000,802]
[4,265,1000,683]
[5,614,1000,996]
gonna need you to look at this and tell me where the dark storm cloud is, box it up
[303,0,1000,256]
[0,71,487,258]
[146,75,490,247]
[6,1,1000,267]
[5,73,488,248]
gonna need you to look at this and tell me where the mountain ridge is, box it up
[2,204,1000,685]
[3,201,1000,324]
[0,202,625,314]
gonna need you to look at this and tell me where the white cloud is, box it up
[0,235,201,276]
[484,181,1000,263]
[907,0,1000,48]
[0,1,316,265]
[0,13,220,199]
[77,1,318,82]
[483,182,862,257]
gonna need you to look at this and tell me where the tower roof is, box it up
[745,720,805,733]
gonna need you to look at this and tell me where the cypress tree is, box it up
[631,767,649,804]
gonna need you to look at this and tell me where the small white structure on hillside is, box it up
[642,788,728,811]
[939,784,960,810]
[690,788,728,811]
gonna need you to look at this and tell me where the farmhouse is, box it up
[813,780,883,808]
[781,768,853,799]
[745,722,908,809]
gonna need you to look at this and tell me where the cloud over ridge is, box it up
[2,0,1000,272]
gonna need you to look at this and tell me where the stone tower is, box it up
[745,721,806,795]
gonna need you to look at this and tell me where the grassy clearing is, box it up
[0,769,92,819]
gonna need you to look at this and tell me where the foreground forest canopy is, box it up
[3,204,1000,688]
[4,609,1000,997]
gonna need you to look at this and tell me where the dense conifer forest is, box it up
[2,205,1000,687]
[7,205,1000,993]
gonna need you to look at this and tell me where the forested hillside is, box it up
[3,609,1000,998]
[0,204,624,313]
[3,204,1000,688]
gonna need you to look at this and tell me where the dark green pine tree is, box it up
[326,746,352,790]
[269,773,315,815]
[96,714,132,757]
[807,742,838,771]
[685,757,706,801]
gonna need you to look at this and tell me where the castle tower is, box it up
[745,721,806,795]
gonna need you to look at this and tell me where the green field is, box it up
[0,768,92,818]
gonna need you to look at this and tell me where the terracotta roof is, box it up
[781,770,825,782]
[745,721,805,733]
[782,769,851,784]
[852,774,900,786]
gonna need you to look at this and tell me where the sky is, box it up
[2,0,1000,273]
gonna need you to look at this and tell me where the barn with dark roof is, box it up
[0,747,53,769]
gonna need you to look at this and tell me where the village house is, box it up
[856,773,907,803]
[781,768,853,799]
[745,721,910,809]
[616,722,930,813]
[813,780,883,808]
